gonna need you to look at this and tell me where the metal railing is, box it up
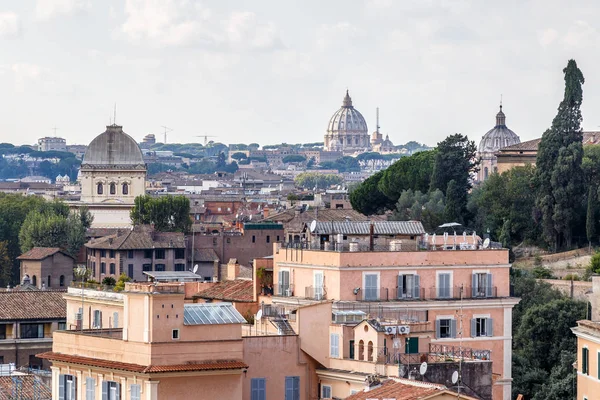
[427,286,498,300]
[396,287,425,300]
[429,343,491,361]
[335,302,428,323]
[359,287,389,302]
[276,283,294,297]
[71,281,116,292]
[261,304,286,318]
[305,285,327,301]
[465,286,498,299]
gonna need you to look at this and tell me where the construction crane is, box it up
[194,135,217,146]
[161,126,174,144]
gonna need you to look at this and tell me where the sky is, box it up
[1,0,600,148]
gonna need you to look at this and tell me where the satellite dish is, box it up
[483,238,490,249]
[256,309,263,320]
[193,264,199,274]
[399,364,407,377]
[451,371,459,384]
[420,362,428,375]
[310,220,317,233]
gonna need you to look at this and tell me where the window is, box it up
[101,250,106,258]
[58,374,76,400]
[113,312,119,329]
[330,333,340,358]
[155,249,165,259]
[175,248,185,259]
[29,354,42,369]
[60,275,65,287]
[101,381,120,400]
[250,378,266,400]
[252,235,256,243]
[175,263,185,271]
[127,250,134,259]
[144,249,152,259]
[101,263,106,274]
[109,250,115,258]
[582,347,589,375]
[130,384,141,400]
[47,275,51,288]
[278,270,290,296]
[86,377,95,400]
[437,273,451,298]
[97,183,103,195]
[109,183,116,195]
[285,376,299,400]
[32,275,37,287]
[472,273,493,298]
[364,274,378,301]
[58,322,67,330]
[128,264,134,278]
[20,323,44,339]
[119,263,123,275]
[212,238,218,246]
[314,272,324,300]
[266,235,270,243]
[322,385,332,399]
[110,263,116,275]
[471,317,493,337]
[92,262,96,276]
[226,237,231,244]
[0,324,6,339]
[277,236,280,242]
[436,318,456,338]
[397,274,420,299]
[172,329,180,340]
[122,183,128,195]
[155,264,165,272]
[93,310,102,329]
[142,264,152,272]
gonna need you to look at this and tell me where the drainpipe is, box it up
[369,223,375,251]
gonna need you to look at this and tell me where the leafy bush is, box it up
[102,277,116,286]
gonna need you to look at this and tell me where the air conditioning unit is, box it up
[398,325,410,335]
[385,326,397,335]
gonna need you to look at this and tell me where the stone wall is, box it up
[539,279,592,302]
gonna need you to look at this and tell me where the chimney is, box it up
[263,206,269,219]
[591,275,600,321]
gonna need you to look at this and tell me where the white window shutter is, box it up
[58,375,65,400]
[471,274,477,297]
[450,319,457,338]
[486,273,494,297]
[435,319,441,338]
[413,275,420,298]
[70,376,76,400]
[486,318,494,337]
[397,275,403,298]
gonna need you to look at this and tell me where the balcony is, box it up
[395,287,425,300]
[276,284,294,297]
[367,343,491,365]
[305,286,327,301]
[428,286,498,300]
[360,287,390,302]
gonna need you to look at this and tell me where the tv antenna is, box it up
[194,134,217,146]
[161,126,173,144]
[52,126,58,135]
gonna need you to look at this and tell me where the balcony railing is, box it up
[276,284,294,297]
[428,286,498,300]
[396,287,425,300]
[360,287,390,302]
[367,343,491,365]
[465,286,498,299]
[305,286,327,301]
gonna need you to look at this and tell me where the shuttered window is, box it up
[86,377,95,400]
[330,333,339,358]
[130,384,141,400]
[285,376,299,400]
[582,347,589,375]
[397,274,420,299]
[58,374,76,400]
[250,378,266,400]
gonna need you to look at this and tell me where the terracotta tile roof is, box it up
[262,208,379,224]
[17,247,72,260]
[37,352,247,373]
[193,279,254,302]
[0,291,66,321]
[498,138,541,152]
[344,380,446,400]
[85,225,185,250]
[0,375,52,400]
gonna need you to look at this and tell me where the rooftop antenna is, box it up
[52,126,58,136]
[161,125,173,144]
[113,103,117,125]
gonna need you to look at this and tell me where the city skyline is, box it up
[2,0,600,146]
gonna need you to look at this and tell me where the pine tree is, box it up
[534,59,585,250]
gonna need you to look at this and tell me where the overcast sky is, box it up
[1,0,600,148]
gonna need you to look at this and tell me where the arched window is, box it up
[47,275,51,288]
[368,341,374,361]
[97,183,103,195]
[110,183,116,195]
[59,275,65,287]
[359,340,365,360]
[122,183,129,195]
[32,275,37,287]
[484,167,489,179]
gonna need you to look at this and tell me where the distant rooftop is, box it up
[143,271,204,282]
[309,221,426,236]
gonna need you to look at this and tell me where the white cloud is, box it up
[561,20,598,48]
[316,22,364,51]
[226,11,281,50]
[11,63,42,92]
[538,28,558,47]
[0,12,20,38]
[35,0,90,21]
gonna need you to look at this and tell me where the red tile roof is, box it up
[193,279,254,302]
[344,380,469,400]
[17,247,73,260]
[0,375,51,400]
[0,291,66,321]
[37,352,248,373]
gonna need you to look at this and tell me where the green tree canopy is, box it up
[231,152,248,161]
[130,195,191,233]
[377,150,436,202]
[282,155,307,163]
[294,172,343,190]
[534,59,585,250]
[391,189,445,231]
[430,133,478,195]
[349,171,393,215]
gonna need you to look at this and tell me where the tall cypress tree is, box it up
[587,185,597,249]
[534,59,585,250]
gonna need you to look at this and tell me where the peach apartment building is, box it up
[265,241,519,400]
